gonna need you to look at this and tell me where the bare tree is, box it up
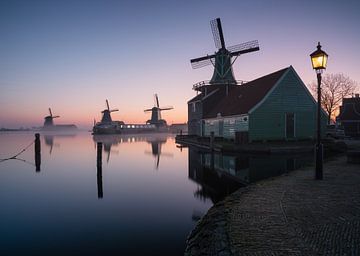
[309,73,357,124]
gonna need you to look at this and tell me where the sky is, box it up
[1,0,360,129]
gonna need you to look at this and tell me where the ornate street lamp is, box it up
[310,42,328,180]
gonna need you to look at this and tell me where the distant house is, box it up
[337,94,360,137]
[188,66,327,142]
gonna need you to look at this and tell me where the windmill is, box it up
[100,99,119,124]
[44,108,60,127]
[144,94,173,127]
[190,18,260,85]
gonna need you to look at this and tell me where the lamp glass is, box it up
[311,53,328,69]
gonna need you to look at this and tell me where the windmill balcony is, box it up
[193,80,247,91]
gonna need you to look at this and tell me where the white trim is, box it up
[248,67,291,114]
[202,113,248,121]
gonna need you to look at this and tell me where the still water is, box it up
[0,132,312,256]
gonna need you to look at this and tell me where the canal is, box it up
[0,132,313,255]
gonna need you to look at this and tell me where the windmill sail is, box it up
[190,18,260,86]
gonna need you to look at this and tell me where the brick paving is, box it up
[185,156,360,255]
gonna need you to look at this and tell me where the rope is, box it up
[0,140,35,163]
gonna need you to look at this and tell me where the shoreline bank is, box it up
[185,155,360,255]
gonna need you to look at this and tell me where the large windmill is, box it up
[44,108,60,127]
[191,18,260,85]
[100,99,119,124]
[144,94,173,127]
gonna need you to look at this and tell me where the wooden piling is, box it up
[35,133,41,172]
[97,142,103,198]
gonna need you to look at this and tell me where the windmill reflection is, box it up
[43,133,76,155]
[144,136,173,169]
[92,134,173,168]
[92,135,121,163]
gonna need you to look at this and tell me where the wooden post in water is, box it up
[35,133,41,172]
[97,142,103,198]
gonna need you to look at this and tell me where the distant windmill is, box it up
[144,94,173,127]
[101,99,119,124]
[44,108,60,127]
[190,18,260,84]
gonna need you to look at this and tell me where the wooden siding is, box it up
[188,101,203,135]
[203,115,248,138]
[249,69,326,141]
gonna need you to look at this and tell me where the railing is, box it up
[192,80,247,91]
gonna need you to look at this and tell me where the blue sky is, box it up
[1,0,359,128]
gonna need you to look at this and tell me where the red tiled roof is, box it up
[203,67,289,118]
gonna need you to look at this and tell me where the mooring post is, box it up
[96,142,103,198]
[35,133,41,172]
[180,129,183,136]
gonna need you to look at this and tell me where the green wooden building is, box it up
[188,66,327,142]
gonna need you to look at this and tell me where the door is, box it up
[286,113,295,139]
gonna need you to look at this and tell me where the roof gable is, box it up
[203,67,289,118]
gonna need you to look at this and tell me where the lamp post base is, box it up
[315,143,323,180]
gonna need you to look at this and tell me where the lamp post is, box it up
[310,42,328,180]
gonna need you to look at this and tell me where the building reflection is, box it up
[187,147,313,204]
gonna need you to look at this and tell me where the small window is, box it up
[192,103,196,112]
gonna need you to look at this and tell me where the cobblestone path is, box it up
[185,156,360,256]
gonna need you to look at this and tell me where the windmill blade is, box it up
[49,108,52,117]
[210,18,226,49]
[144,108,153,112]
[154,94,159,108]
[110,109,119,112]
[106,99,110,111]
[229,40,260,56]
[52,115,60,118]
[160,106,173,111]
[190,57,215,69]
[191,54,216,63]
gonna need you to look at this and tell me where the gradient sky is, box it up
[1,0,359,128]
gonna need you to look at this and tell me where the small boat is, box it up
[93,122,161,134]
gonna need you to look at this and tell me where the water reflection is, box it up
[145,137,173,169]
[0,132,212,256]
[43,133,76,155]
[187,147,313,203]
[92,133,173,169]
